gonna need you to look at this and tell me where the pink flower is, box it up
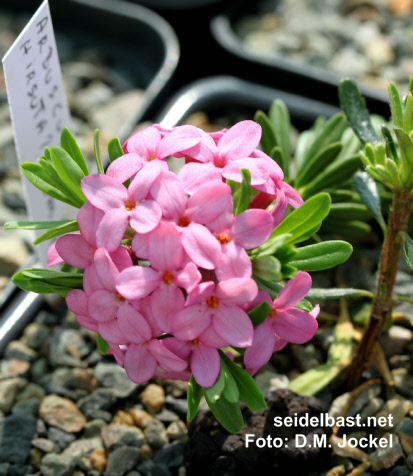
[81,161,165,252]
[116,221,201,332]
[244,272,319,373]
[151,172,233,269]
[172,278,257,348]
[178,120,273,193]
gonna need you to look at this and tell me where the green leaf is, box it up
[381,125,399,164]
[60,127,89,175]
[220,352,266,412]
[388,82,404,129]
[4,220,75,231]
[248,301,272,327]
[353,172,386,231]
[203,366,226,403]
[394,127,413,185]
[254,110,278,156]
[289,241,353,272]
[203,390,243,433]
[252,255,282,281]
[220,358,239,404]
[321,219,371,239]
[306,288,374,299]
[108,137,124,163]
[401,232,413,271]
[298,113,347,175]
[270,193,331,244]
[338,79,380,145]
[12,270,73,297]
[20,269,84,288]
[235,169,251,215]
[404,93,413,133]
[20,162,76,207]
[269,99,290,178]
[328,203,372,221]
[295,141,342,188]
[300,155,361,199]
[50,147,87,206]
[250,233,291,259]
[94,129,104,174]
[187,376,203,420]
[33,220,79,245]
[38,158,81,206]
[270,146,285,174]
[295,130,315,172]
[97,334,109,355]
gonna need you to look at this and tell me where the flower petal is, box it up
[96,208,129,252]
[150,172,186,219]
[126,125,161,159]
[117,301,152,343]
[191,343,220,388]
[116,266,160,301]
[273,271,312,310]
[124,343,157,383]
[105,153,144,183]
[174,262,201,293]
[150,286,185,333]
[181,223,221,270]
[243,320,275,370]
[110,246,133,272]
[81,174,127,210]
[178,162,222,195]
[83,263,101,296]
[77,202,105,248]
[93,247,119,293]
[132,231,151,259]
[129,200,162,234]
[215,242,252,281]
[198,325,229,349]
[47,241,64,267]
[272,308,318,344]
[172,305,211,341]
[215,278,258,305]
[213,305,254,347]
[232,209,274,249]
[66,289,88,316]
[55,234,94,269]
[148,220,184,272]
[157,125,202,159]
[148,339,188,372]
[98,320,128,344]
[88,290,119,322]
[222,158,270,186]
[187,181,233,224]
[218,120,261,161]
[128,159,167,201]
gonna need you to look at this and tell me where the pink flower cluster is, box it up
[49,120,318,388]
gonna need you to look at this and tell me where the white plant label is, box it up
[2,0,72,264]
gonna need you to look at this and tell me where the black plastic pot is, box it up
[1,0,180,132]
[0,0,180,351]
[155,75,341,129]
[210,1,390,116]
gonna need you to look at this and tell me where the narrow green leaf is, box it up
[289,241,353,272]
[328,203,371,221]
[235,169,251,215]
[21,162,76,207]
[252,255,282,281]
[270,146,285,174]
[295,130,315,172]
[338,79,380,144]
[353,172,386,231]
[248,301,272,327]
[269,99,290,178]
[33,220,79,245]
[61,127,89,175]
[50,147,87,206]
[271,193,331,244]
[254,111,278,156]
[94,129,104,174]
[394,127,412,185]
[321,219,371,239]
[388,82,404,129]
[12,270,72,296]
[97,334,109,355]
[381,125,399,164]
[300,155,361,199]
[4,220,75,231]
[306,288,374,299]
[108,137,124,163]
[220,358,239,404]
[37,158,80,206]
[401,232,413,271]
[288,362,346,396]
[187,376,203,420]
[203,390,243,433]
[220,352,266,412]
[250,233,291,259]
[404,93,413,133]
[295,141,342,188]
[20,269,84,288]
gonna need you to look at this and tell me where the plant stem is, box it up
[347,189,411,388]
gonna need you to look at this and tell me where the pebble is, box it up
[94,362,138,398]
[49,329,91,368]
[0,377,26,413]
[359,397,384,422]
[31,438,56,453]
[392,368,413,397]
[77,388,117,421]
[101,423,145,451]
[11,397,40,417]
[376,395,413,429]
[47,367,97,399]
[153,443,184,469]
[20,323,50,351]
[40,394,86,433]
[47,427,76,452]
[113,410,135,426]
[329,391,350,419]
[395,417,413,454]
[144,419,169,448]
[141,384,165,415]
[0,237,28,275]
[346,382,382,417]
[164,396,188,420]
[62,437,103,458]
[90,447,107,472]
[166,421,188,442]
[83,418,107,438]
[0,415,37,464]
[105,446,142,476]
[40,453,76,476]
[4,340,37,362]
[380,326,413,357]
[369,433,404,471]
[254,368,289,394]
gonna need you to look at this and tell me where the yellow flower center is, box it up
[125,200,135,211]
[206,296,219,308]
[162,271,174,285]
[217,232,231,245]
